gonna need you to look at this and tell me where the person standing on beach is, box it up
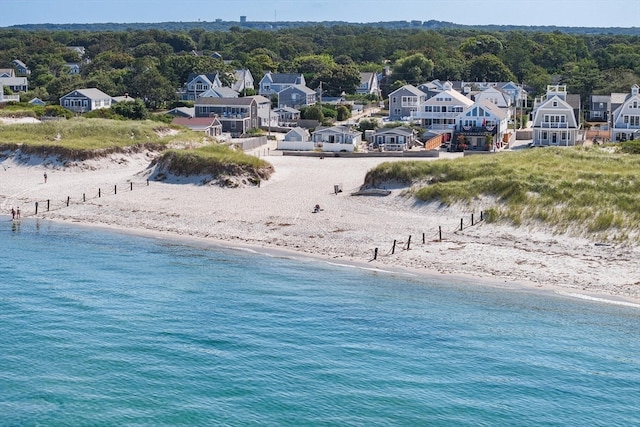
[16,207,20,219]
[11,207,15,220]
[44,172,47,183]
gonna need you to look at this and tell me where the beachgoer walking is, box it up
[16,207,20,219]
[11,208,15,220]
[44,172,47,183]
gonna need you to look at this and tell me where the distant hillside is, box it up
[4,19,639,35]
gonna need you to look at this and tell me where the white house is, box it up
[454,100,509,151]
[311,125,362,152]
[611,84,640,142]
[410,82,474,134]
[531,85,580,146]
[277,127,313,151]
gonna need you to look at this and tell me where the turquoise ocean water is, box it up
[1,218,639,426]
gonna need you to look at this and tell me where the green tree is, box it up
[392,53,434,84]
[111,98,149,120]
[464,54,516,82]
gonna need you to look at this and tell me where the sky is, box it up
[2,0,639,28]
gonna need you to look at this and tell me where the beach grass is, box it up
[0,117,186,151]
[155,145,274,184]
[365,145,640,241]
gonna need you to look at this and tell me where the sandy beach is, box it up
[1,125,639,306]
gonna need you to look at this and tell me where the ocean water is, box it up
[1,219,639,426]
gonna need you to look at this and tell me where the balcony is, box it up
[539,122,569,129]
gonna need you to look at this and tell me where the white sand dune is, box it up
[1,144,639,305]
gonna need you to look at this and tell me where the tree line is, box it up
[1,26,639,110]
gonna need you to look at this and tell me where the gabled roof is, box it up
[610,92,629,105]
[61,88,111,99]
[389,84,426,97]
[374,126,415,136]
[166,106,195,117]
[313,125,360,136]
[244,95,270,105]
[422,89,474,107]
[267,73,304,84]
[172,116,221,128]
[0,68,15,77]
[280,84,316,95]
[467,99,508,120]
[285,127,310,138]
[590,95,610,103]
[273,106,300,113]
[200,87,239,98]
[11,59,27,68]
[360,72,375,84]
[0,77,28,86]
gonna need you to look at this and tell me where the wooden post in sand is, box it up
[66,196,70,207]
[471,213,474,226]
[460,218,463,231]
[130,182,133,191]
[439,226,442,241]
[47,200,50,211]
[481,211,484,221]
[98,188,101,198]
[83,193,86,202]
[114,185,117,195]
[374,248,378,260]
[422,233,426,244]
[406,235,412,250]
[392,240,397,254]
[35,201,38,215]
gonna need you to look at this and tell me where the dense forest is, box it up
[1,24,639,113]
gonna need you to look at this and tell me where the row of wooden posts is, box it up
[33,179,149,215]
[372,211,484,260]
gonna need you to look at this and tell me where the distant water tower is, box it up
[240,16,247,23]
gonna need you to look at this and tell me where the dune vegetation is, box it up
[364,144,640,241]
[153,145,274,186]
[0,118,184,154]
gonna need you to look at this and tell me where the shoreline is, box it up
[1,150,639,306]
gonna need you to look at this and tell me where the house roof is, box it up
[0,77,28,86]
[166,107,195,117]
[313,125,360,136]
[566,94,581,109]
[172,117,221,128]
[246,95,271,104]
[62,88,111,99]
[611,92,629,105]
[267,73,303,84]
[590,95,610,103]
[389,84,426,97]
[11,59,27,68]
[200,87,239,98]
[195,97,256,106]
[285,127,310,138]
[0,68,15,77]
[374,126,415,136]
[360,72,375,83]
[472,99,508,120]
[280,84,316,95]
[274,106,300,113]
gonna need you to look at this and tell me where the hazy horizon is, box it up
[3,0,639,29]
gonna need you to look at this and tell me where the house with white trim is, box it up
[278,127,313,151]
[278,84,317,109]
[356,72,381,97]
[259,72,305,97]
[531,85,580,146]
[179,73,223,101]
[453,99,509,151]
[410,82,474,137]
[611,84,640,142]
[311,125,362,152]
[232,69,254,93]
[369,127,418,151]
[171,116,223,138]
[60,88,112,113]
[388,84,428,121]
[194,96,258,137]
